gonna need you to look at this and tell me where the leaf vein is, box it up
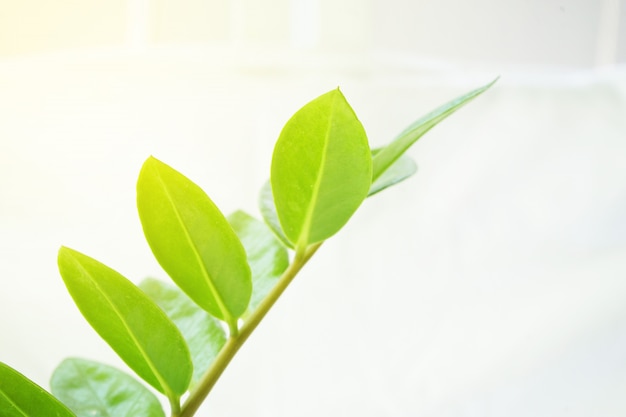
[150,164,235,328]
[70,256,174,400]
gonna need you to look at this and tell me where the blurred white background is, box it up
[1,1,625,416]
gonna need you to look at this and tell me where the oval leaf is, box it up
[0,361,76,417]
[227,211,290,313]
[372,78,497,182]
[57,247,192,397]
[51,358,165,417]
[137,157,252,327]
[139,278,227,387]
[271,89,372,249]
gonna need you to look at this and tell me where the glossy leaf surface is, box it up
[57,247,192,396]
[137,157,252,325]
[259,181,293,249]
[51,358,165,417]
[271,88,372,248]
[139,278,227,387]
[228,211,290,313]
[368,151,417,196]
[372,78,497,182]
[0,362,76,417]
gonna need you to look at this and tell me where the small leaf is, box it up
[372,78,498,183]
[271,88,372,249]
[139,278,227,387]
[368,151,417,197]
[51,358,165,417]
[137,157,252,327]
[227,211,290,313]
[0,361,76,417]
[57,247,192,397]
[258,181,293,249]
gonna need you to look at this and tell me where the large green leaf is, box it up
[227,211,290,313]
[0,361,76,417]
[368,150,417,196]
[139,278,227,387]
[137,157,252,328]
[258,181,293,249]
[57,247,192,397]
[271,88,372,249]
[51,358,165,417]
[372,78,498,182]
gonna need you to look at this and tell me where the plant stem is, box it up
[179,242,322,417]
[170,401,181,417]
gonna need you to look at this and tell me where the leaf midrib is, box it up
[0,390,29,417]
[151,164,234,326]
[296,93,337,250]
[69,255,174,399]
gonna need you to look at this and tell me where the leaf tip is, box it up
[142,155,160,169]
[58,245,75,261]
[482,76,500,91]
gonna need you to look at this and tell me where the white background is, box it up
[1,1,626,416]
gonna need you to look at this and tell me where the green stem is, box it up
[179,242,322,417]
[169,395,181,417]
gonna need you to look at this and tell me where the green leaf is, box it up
[57,247,192,397]
[51,358,165,417]
[258,181,294,249]
[372,78,498,183]
[271,88,372,249]
[139,278,227,387]
[227,211,290,313]
[0,361,76,417]
[368,151,417,197]
[137,157,252,328]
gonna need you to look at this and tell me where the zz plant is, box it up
[0,79,496,417]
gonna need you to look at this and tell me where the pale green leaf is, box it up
[271,88,372,249]
[139,278,227,387]
[368,151,417,196]
[0,361,76,417]
[258,181,293,249]
[136,156,252,327]
[57,247,192,397]
[51,358,165,417]
[227,211,289,313]
[372,78,498,182]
